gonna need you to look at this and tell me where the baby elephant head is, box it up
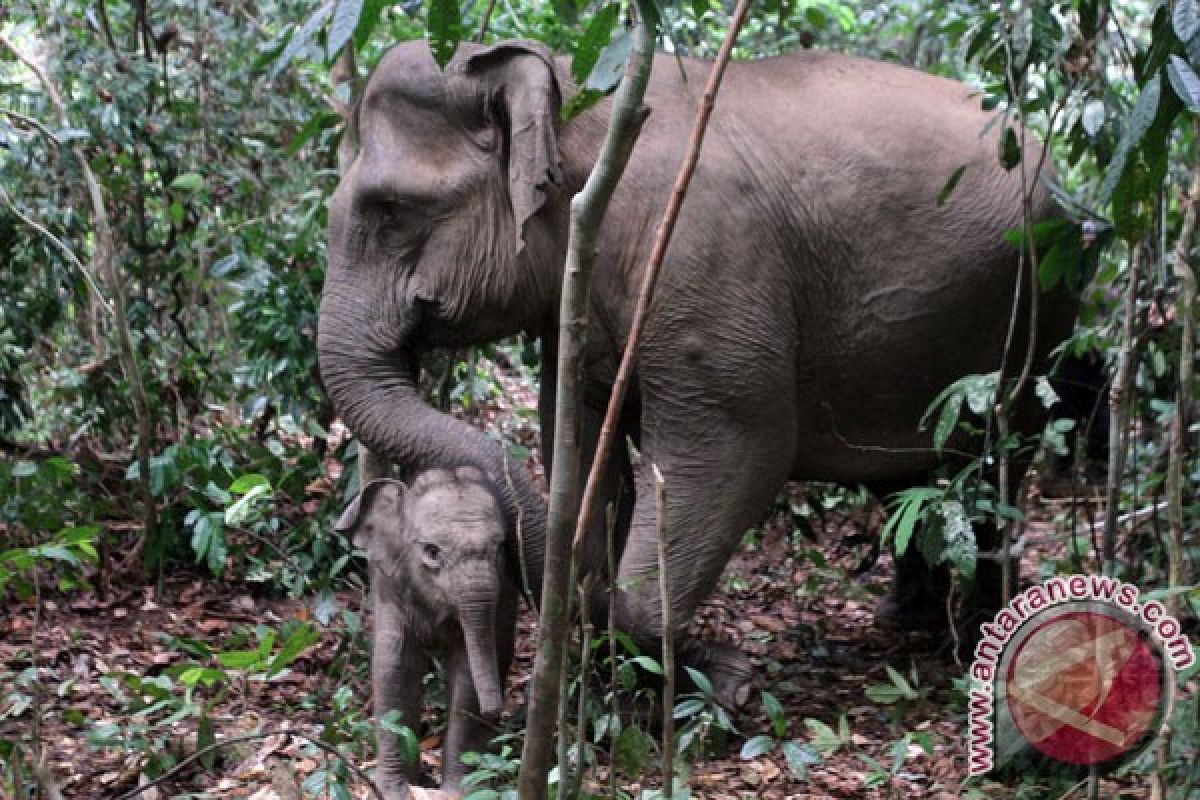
[335,466,509,716]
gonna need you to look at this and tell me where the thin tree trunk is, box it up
[0,34,158,548]
[654,465,675,800]
[516,9,657,797]
[1102,244,1143,576]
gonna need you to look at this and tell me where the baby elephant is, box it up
[336,467,517,799]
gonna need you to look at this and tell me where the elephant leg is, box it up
[442,587,517,791]
[371,584,431,799]
[611,389,797,711]
[867,478,951,632]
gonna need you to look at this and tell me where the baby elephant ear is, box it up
[335,478,406,552]
[465,40,563,254]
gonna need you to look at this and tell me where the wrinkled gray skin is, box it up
[319,41,1077,712]
[336,467,516,799]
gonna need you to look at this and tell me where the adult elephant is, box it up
[318,39,1077,706]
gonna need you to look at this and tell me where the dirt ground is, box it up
[0,360,1169,799]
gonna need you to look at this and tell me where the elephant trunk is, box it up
[459,576,505,717]
[317,276,546,602]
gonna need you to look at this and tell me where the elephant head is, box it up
[318,40,570,597]
[337,467,511,716]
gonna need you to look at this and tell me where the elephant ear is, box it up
[337,478,407,578]
[465,40,564,254]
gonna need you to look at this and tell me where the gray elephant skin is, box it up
[319,39,1076,722]
[336,467,516,798]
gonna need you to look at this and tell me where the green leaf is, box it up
[1081,100,1106,137]
[354,0,390,49]
[684,666,713,697]
[1168,55,1200,114]
[170,172,204,192]
[584,30,632,92]
[287,111,341,157]
[804,718,844,757]
[229,473,271,495]
[327,0,364,61]
[882,488,940,555]
[267,624,319,676]
[572,4,620,85]
[630,655,663,675]
[740,734,775,759]
[217,649,264,669]
[379,712,421,766]
[781,739,820,778]
[1174,0,1200,42]
[761,690,785,737]
[426,0,462,69]
[1037,225,1083,290]
[1101,74,1161,202]
[272,3,334,79]
[12,461,36,478]
[932,390,963,453]
[998,126,1021,170]
[198,714,217,770]
[936,164,967,207]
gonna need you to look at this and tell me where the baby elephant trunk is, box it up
[458,574,504,718]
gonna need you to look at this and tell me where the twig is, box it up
[114,731,385,800]
[653,464,675,800]
[477,0,499,42]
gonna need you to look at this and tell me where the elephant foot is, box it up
[680,640,756,711]
[873,583,949,632]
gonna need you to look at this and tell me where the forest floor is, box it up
[1,360,1161,799]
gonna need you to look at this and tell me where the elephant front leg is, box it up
[371,589,432,799]
[612,395,797,711]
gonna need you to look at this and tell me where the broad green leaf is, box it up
[781,739,820,778]
[584,30,632,93]
[229,473,271,495]
[1168,55,1200,114]
[673,697,706,718]
[572,4,620,85]
[267,624,319,676]
[629,654,663,674]
[354,0,390,49]
[272,2,334,79]
[327,0,364,61]
[226,484,271,526]
[170,172,204,191]
[761,690,785,736]
[427,0,462,69]
[804,717,844,757]
[932,390,962,453]
[740,734,775,759]
[1174,0,1200,43]
[217,649,264,669]
[1081,100,1106,136]
[12,461,36,478]
[379,712,421,765]
[1101,74,1161,202]
[936,164,967,207]
[683,665,713,696]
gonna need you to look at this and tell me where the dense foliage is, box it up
[1,0,1196,797]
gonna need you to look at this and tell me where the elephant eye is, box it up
[420,542,441,568]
